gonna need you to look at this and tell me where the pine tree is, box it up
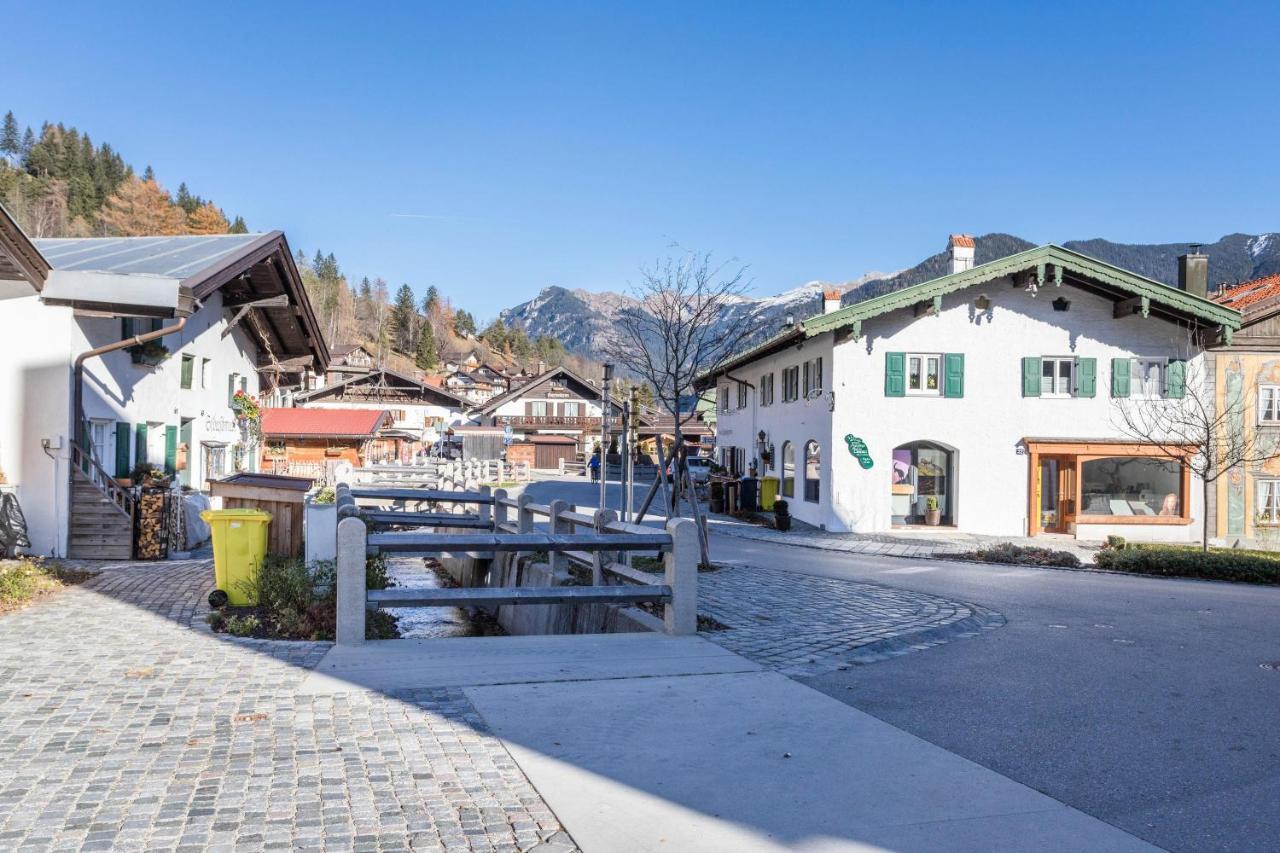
[453,309,476,338]
[228,215,248,234]
[391,284,418,352]
[422,285,439,315]
[1,112,19,161]
[415,321,438,370]
[142,164,154,181]
[480,319,508,351]
[359,277,372,299]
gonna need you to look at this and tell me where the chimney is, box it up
[948,234,976,274]
[1178,246,1208,299]
[822,287,843,314]
[537,360,546,374]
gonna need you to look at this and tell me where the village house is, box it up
[293,367,472,454]
[703,235,1241,542]
[259,407,395,477]
[324,342,377,386]
[472,365,612,466]
[0,204,327,558]
[1209,271,1280,546]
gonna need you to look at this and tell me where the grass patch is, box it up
[630,555,721,573]
[958,542,1082,568]
[0,559,93,614]
[1095,544,1280,584]
[209,553,399,641]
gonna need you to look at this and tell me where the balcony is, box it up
[503,415,601,428]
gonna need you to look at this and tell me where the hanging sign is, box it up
[845,434,873,469]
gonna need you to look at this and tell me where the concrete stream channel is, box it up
[382,555,502,638]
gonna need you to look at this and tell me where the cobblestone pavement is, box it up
[698,562,1004,676]
[0,559,576,853]
[706,516,1102,565]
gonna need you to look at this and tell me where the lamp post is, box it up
[600,363,613,512]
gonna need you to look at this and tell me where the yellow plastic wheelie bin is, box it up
[760,476,780,511]
[201,509,272,606]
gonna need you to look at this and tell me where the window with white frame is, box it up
[1131,358,1167,397]
[737,381,748,408]
[760,373,774,407]
[1041,357,1076,397]
[907,353,942,395]
[1260,386,1280,424]
[782,365,800,402]
[718,385,730,412]
[802,357,824,397]
[200,358,211,389]
[1258,479,1280,525]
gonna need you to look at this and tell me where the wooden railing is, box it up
[503,415,601,428]
[331,481,697,645]
[350,459,531,488]
[70,443,136,519]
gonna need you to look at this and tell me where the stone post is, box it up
[548,499,568,577]
[492,488,508,532]
[663,518,698,635]
[336,516,367,646]
[478,484,491,527]
[592,508,617,586]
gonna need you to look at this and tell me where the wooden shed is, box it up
[209,472,311,558]
[529,434,579,470]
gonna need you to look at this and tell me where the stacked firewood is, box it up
[134,488,168,560]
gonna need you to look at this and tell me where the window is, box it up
[782,366,800,402]
[907,353,941,395]
[803,440,820,503]
[180,354,195,390]
[1041,357,1075,397]
[563,402,580,417]
[1132,358,1167,398]
[718,386,730,412]
[1258,480,1280,525]
[737,381,748,408]
[1080,456,1183,517]
[781,441,795,497]
[202,443,228,481]
[760,373,774,407]
[227,373,238,406]
[200,358,211,389]
[1260,386,1280,424]
[531,401,548,417]
[802,358,823,397]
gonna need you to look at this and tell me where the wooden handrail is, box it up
[70,443,136,519]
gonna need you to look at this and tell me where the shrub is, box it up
[1105,535,1127,551]
[225,614,260,637]
[960,542,1081,568]
[313,486,336,504]
[1094,546,1280,584]
[365,553,393,591]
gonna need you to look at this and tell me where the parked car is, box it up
[668,456,713,482]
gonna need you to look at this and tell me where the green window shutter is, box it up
[1111,358,1131,398]
[884,352,906,397]
[1166,359,1186,399]
[943,353,965,398]
[164,426,178,475]
[180,355,194,389]
[228,375,236,406]
[1022,357,1042,397]
[114,423,131,478]
[135,423,148,466]
[1076,357,1097,398]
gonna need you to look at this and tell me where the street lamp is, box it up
[600,363,614,511]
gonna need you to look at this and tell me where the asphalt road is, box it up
[711,534,1280,853]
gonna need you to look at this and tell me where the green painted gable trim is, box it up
[802,244,1241,335]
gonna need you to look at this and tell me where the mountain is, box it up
[499,232,1280,361]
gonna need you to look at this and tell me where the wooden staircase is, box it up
[68,446,134,560]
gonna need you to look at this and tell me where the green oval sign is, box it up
[845,434,873,469]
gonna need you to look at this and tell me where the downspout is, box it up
[72,316,188,454]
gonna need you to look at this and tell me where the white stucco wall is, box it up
[721,279,1205,542]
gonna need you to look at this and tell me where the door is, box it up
[1039,456,1077,533]
[89,420,111,468]
[178,419,194,488]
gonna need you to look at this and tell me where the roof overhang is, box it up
[702,244,1243,384]
[0,204,51,298]
[40,270,186,317]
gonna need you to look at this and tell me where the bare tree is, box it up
[603,248,753,521]
[1112,356,1276,551]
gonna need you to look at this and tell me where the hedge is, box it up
[958,542,1081,568]
[1094,545,1280,585]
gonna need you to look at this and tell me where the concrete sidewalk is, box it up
[307,634,1156,852]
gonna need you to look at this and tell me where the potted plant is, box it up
[709,481,725,514]
[128,340,170,367]
[773,499,791,531]
[925,496,941,526]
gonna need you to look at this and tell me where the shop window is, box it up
[1260,386,1280,424]
[891,441,953,524]
[781,441,795,497]
[1080,456,1182,517]
[760,373,774,407]
[907,353,941,395]
[803,440,820,503]
[1258,480,1280,525]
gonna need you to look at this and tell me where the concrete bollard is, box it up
[478,484,491,527]
[663,518,698,635]
[592,508,617,587]
[492,488,508,531]
[548,500,568,577]
[336,516,367,646]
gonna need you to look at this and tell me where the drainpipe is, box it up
[72,315,188,454]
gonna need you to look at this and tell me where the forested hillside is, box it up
[0,109,244,238]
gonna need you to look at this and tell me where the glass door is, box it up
[1039,456,1077,533]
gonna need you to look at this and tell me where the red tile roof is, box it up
[948,234,976,249]
[1213,273,1280,314]
[260,408,388,438]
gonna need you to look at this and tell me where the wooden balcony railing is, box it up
[502,415,601,428]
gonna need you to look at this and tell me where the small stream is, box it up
[383,556,504,638]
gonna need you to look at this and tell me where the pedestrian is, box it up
[589,450,601,482]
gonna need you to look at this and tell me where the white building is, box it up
[0,207,328,558]
[474,366,607,454]
[294,367,473,449]
[706,236,1241,542]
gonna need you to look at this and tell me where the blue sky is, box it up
[7,1,1279,319]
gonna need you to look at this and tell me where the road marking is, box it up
[880,566,936,574]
